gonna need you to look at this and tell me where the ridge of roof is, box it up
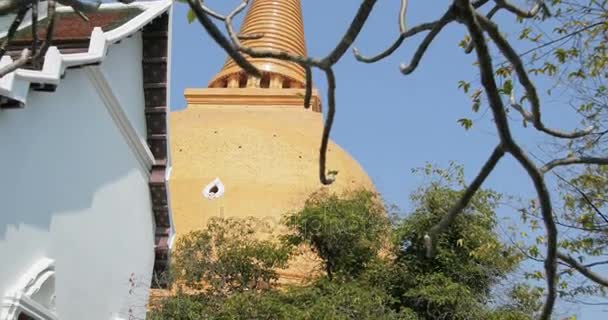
[0,0,172,105]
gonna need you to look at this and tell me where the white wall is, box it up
[0,35,154,320]
[102,32,148,141]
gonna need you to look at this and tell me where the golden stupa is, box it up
[169,0,374,281]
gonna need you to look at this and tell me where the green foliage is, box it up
[148,294,212,320]
[150,279,416,320]
[457,118,473,130]
[360,164,525,320]
[394,166,520,296]
[170,217,291,295]
[282,190,389,279]
[151,165,534,319]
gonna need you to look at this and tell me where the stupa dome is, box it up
[169,105,374,236]
[168,0,375,282]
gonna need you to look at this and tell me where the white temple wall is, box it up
[102,33,148,142]
[0,42,154,320]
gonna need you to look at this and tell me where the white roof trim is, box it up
[85,65,155,176]
[0,0,172,105]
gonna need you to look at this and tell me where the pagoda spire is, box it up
[208,0,308,89]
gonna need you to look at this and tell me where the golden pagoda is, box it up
[169,0,374,281]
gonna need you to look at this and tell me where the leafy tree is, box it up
[170,217,291,296]
[363,164,526,320]
[150,279,416,320]
[151,167,537,320]
[282,189,388,279]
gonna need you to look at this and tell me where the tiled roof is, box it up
[12,8,143,42]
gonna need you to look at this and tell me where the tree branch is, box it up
[322,0,377,67]
[477,13,594,139]
[304,65,312,109]
[186,0,261,77]
[456,1,558,319]
[319,68,337,185]
[425,145,505,258]
[541,156,608,173]
[552,171,608,225]
[400,9,452,75]
[558,252,608,287]
[0,49,31,77]
[494,0,550,19]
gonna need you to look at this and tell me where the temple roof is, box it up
[11,8,143,42]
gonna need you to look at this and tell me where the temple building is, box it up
[169,0,374,280]
[0,1,173,319]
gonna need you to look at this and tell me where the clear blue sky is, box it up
[168,1,605,318]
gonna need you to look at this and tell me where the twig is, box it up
[0,49,31,77]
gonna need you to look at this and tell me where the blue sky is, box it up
[168,1,605,317]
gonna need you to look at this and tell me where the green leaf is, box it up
[457,118,473,130]
[457,80,471,93]
[472,101,481,113]
[187,8,196,24]
[502,79,513,96]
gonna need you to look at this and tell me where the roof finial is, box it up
[208,0,307,89]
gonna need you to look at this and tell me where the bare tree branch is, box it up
[541,156,608,173]
[400,9,452,75]
[322,0,377,67]
[456,1,558,318]
[353,0,491,63]
[186,0,261,77]
[494,0,550,18]
[0,48,31,77]
[464,5,499,54]
[304,65,312,109]
[320,68,337,185]
[558,252,608,287]
[353,21,436,63]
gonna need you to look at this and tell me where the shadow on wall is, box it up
[0,70,139,239]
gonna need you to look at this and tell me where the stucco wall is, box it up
[102,32,148,141]
[0,35,154,320]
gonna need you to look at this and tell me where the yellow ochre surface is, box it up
[169,103,374,237]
